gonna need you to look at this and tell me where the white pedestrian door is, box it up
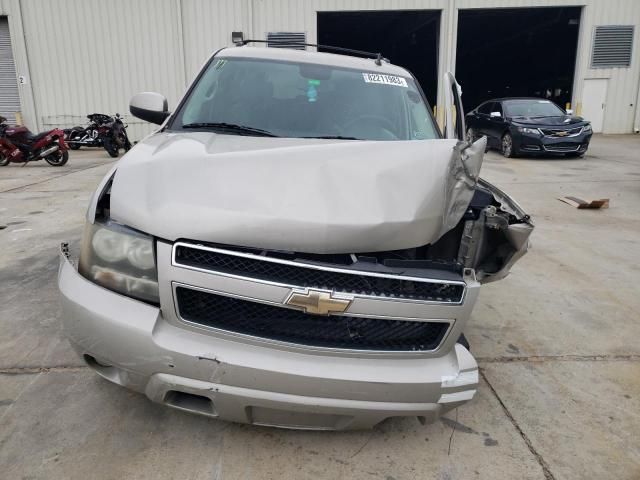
[0,17,19,125]
[581,79,608,133]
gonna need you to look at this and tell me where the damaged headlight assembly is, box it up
[516,126,540,135]
[78,220,159,304]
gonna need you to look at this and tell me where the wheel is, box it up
[122,135,132,152]
[103,138,119,158]
[45,150,68,166]
[501,132,517,158]
[0,152,9,166]
[69,144,81,150]
[117,132,132,152]
[467,128,489,151]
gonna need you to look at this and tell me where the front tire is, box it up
[45,150,68,166]
[0,153,9,166]
[69,144,81,150]
[103,138,119,158]
[501,132,517,158]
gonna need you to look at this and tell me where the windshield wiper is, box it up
[182,122,278,137]
[302,135,362,140]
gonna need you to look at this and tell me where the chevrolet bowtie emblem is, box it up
[556,131,569,136]
[285,288,353,315]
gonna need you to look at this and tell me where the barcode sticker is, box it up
[362,73,408,87]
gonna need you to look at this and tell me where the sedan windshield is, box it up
[503,99,566,118]
[171,56,439,141]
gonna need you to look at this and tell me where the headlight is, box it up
[582,124,592,133]
[516,126,540,135]
[79,220,159,304]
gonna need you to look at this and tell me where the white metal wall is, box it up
[0,16,19,124]
[0,0,639,137]
[18,0,187,140]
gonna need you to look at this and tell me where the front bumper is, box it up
[513,129,592,154]
[58,246,479,430]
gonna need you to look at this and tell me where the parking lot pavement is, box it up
[1,136,639,479]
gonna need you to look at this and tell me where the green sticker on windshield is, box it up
[214,59,227,70]
[307,79,320,102]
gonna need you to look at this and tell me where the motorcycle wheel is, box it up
[69,144,81,150]
[0,153,9,166]
[103,138,119,158]
[123,137,132,152]
[45,150,69,167]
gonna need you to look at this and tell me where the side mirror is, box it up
[566,109,573,115]
[490,111,502,118]
[129,92,170,125]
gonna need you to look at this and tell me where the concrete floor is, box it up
[1,137,639,479]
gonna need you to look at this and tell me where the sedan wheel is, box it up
[501,133,516,158]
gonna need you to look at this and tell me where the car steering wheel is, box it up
[343,114,398,139]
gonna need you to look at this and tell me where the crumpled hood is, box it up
[510,115,587,127]
[109,131,483,254]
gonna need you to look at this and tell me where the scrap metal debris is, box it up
[558,196,610,209]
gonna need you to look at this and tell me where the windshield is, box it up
[503,99,566,118]
[171,56,439,141]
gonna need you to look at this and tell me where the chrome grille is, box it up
[173,244,465,303]
[543,143,583,152]
[540,126,582,137]
[175,286,450,352]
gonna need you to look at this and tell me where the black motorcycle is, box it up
[64,113,132,157]
[102,113,132,158]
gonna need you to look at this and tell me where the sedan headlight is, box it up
[516,126,540,135]
[78,220,159,304]
[582,124,592,133]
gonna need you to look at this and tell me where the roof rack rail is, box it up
[234,38,389,65]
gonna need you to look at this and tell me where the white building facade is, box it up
[0,0,639,140]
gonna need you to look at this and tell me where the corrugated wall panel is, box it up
[0,0,37,128]
[4,0,640,136]
[251,0,449,45]
[574,0,640,133]
[181,0,252,80]
[0,16,19,124]
[20,0,185,140]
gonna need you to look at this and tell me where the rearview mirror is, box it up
[490,111,501,118]
[130,92,170,125]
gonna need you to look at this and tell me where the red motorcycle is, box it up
[0,116,69,167]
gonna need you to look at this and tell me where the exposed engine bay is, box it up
[178,178,533,287]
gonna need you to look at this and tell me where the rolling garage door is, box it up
[0,17,20,125]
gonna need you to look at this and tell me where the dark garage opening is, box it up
[456,7,581,112]
[317,10,440,106]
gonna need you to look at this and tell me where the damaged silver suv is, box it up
[58,45,533,430]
